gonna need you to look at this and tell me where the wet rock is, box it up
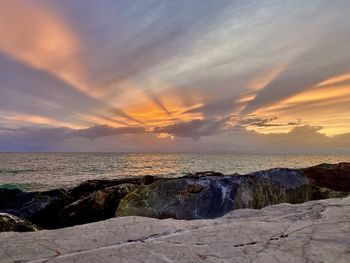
[1,163,348,230]
[0,188,35,211]
[116,169,311,219]
[141,175,158,185]
[311,186,348,200]
[26,189,75,229]
[1,189,74,229]
[183,171,226,178]
[247,168,312,208]
[0,213,39,232]
[57,184,138,228]
[68,176,159,200]
[301,162,350,192]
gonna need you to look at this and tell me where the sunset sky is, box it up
[0,0,350,153]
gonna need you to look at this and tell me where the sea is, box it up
[1,153,350,191]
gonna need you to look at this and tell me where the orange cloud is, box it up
[316,72,350,87]
[251,76,350,136]
[0,111,82,129]
[0,1,91,95]
[247,64,286,91]
[105,80,203,129]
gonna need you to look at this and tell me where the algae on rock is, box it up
[116,169,312,219]
[0,213,40,232]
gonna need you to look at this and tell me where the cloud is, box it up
[109,108,145,125]
[186,97,237,118]
[240,29,350,116]
[239,117,278,127]
[0,125,145,151]
[153,117,229,139]
[143,89,173,118]
[0,1,89,94]
[1,124,349,154]
[74,125,145,139]
[209,125,350,154]
[44,0,232,93]
[237,116,303,128]
[252,76,350,135]
[0,0,350,153]
[0,53,100,127]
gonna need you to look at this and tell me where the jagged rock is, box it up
[116,169,311,219]
[1,163,348,230]
[0,213,39,232]
[183,171,226,178]
[68,176,158,200]
[0,188,36,211]
[57,184,138,228]
[0,189,74,229]
[1,197,349,262]
[302,162,350,192]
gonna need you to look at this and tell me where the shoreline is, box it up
[1,162,349,231]
[1,153,350,192]
[0,162,349,262]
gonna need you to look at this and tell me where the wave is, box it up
[0,183,33,191]
[0,169,36,174]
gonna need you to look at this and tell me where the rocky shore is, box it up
[0,163,349,232]
[1,196,349,262]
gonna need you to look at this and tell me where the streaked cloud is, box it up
[73,125,145,139]
[0,1,89,94]
[0,0,349,152]
[154,117,229,139]
[254,74,350,135]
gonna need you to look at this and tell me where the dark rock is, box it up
[68,177,157,200]
[1,163,347,229]
[116,169,311,220]
[1,189,74,229]
[183,183,204,193]
[26,189,75,229]
[0,213,39,232]
[0,188,35,211]
[248,168,312,208]
[311,186,349,200]
[57,184,138,228]
[301,162,350,192]
[141,175,158,185]
[183,171,226,179]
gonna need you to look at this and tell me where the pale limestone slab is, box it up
[0,197,349,263]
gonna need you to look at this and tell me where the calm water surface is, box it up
[0,153,349,191]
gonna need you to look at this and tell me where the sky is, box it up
[0,0,350,153]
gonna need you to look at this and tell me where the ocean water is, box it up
[0,153,350,191]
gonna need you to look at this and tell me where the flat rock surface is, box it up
[0,197,349,263]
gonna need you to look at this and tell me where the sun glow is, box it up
[104,80,203,129]
[250,74,350,136]
[157,133,175,140]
